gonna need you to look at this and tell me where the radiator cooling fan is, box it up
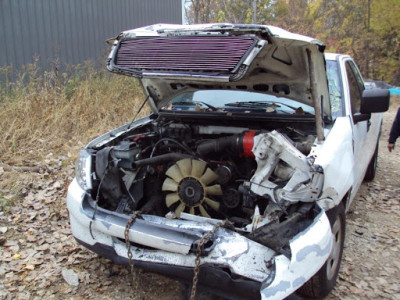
[162,158,222,218]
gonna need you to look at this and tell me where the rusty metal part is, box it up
[124,211,142,287]
[190,219,233,300]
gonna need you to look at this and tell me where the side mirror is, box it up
[360,88,390,114]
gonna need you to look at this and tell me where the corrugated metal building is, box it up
[0,0,183,71]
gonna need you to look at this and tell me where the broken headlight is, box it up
[75,149,93,191]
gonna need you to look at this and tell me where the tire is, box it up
[364,139,379,181]
[296,203,346,299]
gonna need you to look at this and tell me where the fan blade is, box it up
[166,164,184,183]
[162,178,178,192]
[204,184,223,196]
[175,202,186,217]
[204,197,220,211]
[189,206,195,215]
[200,168,218,186]
[165,193,180,207]
[177,158,192,177]
[191,160,207,178]
[199,204,211,218]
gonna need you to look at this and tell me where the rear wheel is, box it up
[296,203,345,299]
[364,140,379,181]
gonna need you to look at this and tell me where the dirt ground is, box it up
[1,103,399,300]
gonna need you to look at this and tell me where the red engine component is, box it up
[241,130,257,157]
[196,130,258,157]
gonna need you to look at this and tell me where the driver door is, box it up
[343,59,368,197]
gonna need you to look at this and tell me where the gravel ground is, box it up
[1,102,399,300]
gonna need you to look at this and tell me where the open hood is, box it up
[107,23,331,117]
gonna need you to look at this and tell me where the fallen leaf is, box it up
[26,235,37,242]
[62,269,79,286]
[36,244,49,251]
[377,277,388,285]
[12,253,21,260]
[24,264,35,270]
[52,181,62,189]
[4,239,18,246]
[349,286,363,294]
[19,272,27,281]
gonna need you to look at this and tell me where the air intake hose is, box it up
[196,130,257,157]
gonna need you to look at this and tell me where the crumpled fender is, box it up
[260,209,333,299]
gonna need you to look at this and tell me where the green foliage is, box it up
[186,0,400,85]
[64,72,81,100]
[308,0,400,84]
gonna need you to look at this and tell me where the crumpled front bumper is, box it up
[67,179,333,299]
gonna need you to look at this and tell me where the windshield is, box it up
[161,90,315,115]
[326,60,344,119]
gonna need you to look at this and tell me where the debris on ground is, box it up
[0,107,399,300]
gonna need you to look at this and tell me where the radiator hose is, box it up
[196,131,257,157]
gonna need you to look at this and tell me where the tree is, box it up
[186,0,218,24]
[308,0,400,84]
[185,0,400,85]
[369,0,400,83]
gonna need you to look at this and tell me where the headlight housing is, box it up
[75,149,93,191]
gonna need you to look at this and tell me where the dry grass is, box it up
[0,61,146,165]
[0,62,397,177]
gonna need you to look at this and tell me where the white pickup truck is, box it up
[68,24,390,299]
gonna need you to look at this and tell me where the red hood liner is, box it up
[115,36,256,73]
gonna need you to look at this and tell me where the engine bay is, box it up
[89,117,323,240]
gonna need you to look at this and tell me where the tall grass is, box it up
[2,61,397,166]
[0,60,145,165]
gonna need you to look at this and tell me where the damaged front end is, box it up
[67,118,333,299]
[67,23,336,299]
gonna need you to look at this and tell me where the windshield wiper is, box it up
[225,101,312,114]
[171,101,219,111]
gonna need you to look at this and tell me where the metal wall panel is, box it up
[0,0,182,71]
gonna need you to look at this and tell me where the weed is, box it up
[0,174,26,212]
[0,60,146,165]
[0,193,22,212]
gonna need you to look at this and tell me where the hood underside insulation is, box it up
[115,36,257,73]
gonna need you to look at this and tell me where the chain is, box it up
[124,210,141,287]
[190,220,232,300]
